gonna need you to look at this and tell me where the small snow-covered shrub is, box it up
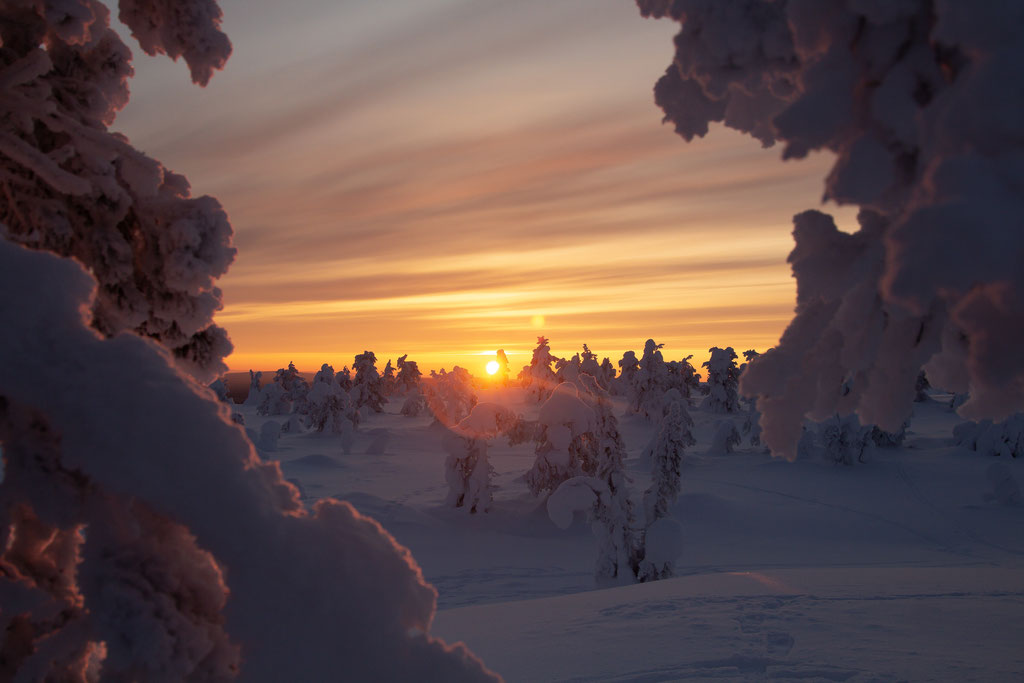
[955,414,1024,458]
[819,414,870,465]
[708,419,740,454]
[401,392,428,417]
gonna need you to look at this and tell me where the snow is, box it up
[643,0,1024,457]
[226,379,1024,680]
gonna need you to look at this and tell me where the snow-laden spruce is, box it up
[0,0,235,381]
[425,366,477,427]
[643,401,694,525]
[526,383,596,495]
[353,350,387,413]
[640,0,1024,458]
[396,354,422,393]
[443,403,521,514]
[702,346,740,414]
[0,3,497,679]
[520,336,559,403]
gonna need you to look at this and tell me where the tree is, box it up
[395,354,422,393]
[0,4,495,679]
[352,350,386,413]
[381,359,396,396]
[257,361,308,416]
[629,339,674,419]
[525,383,596,495]
[640,1,1024,459]
[580,344,603,385]
[442,403,516,514]
[615,349,640,397]
[424,367,477,426]
[702,346,740,414]
[521,336,559,402]
[243,369,263,406]
[666,355,701,404]
[643,401,694,525]
[599,357,617,387]
[819,414,871,465]
[577,374,641,582]
[495,348,510,384]
[304,364,358,435]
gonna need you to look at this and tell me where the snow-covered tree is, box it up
[337,365,353,393]
[0,3,235,381]
[641,1,1024,459]
[579,344,603,384]
[424,366,477,427]
[495,348,511,384]
[352,350,386,413]
[209,376,232,404]
[526,383,596,495]
[555,353,582,385]
[625,339,673,419]
[643,401,695,525]
[0,4,496,679]
[870,421,908,449]
[708,419,741,455]
[599,357,617,387]
[396,354,421,393]
[819,414,871,465]
[954,414,1024,459]
[304,364,358,435]
[243,369,263,406]
[381,359,396,396]
[521,336,559,402]
[443,404,517,514]
[257,361,308,417]
[401,392,428,417]
[666,354,701,404]
[702,347,740,414]
[615,349,640,397]
[914,370,931,402]
[577,374,641,582]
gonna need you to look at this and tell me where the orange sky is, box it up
[113,0,857,377]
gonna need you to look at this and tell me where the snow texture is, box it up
[641,0,1024,458]
[0,239,498,681]
[0,0,235,381]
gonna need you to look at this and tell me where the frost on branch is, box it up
[119,0,231,86]
[0,0,235,381]
[641,0,1024,458]
[0,240,499,681]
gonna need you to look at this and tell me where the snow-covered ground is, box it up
[235,388,1024,682]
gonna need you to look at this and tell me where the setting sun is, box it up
[485,360,500,375]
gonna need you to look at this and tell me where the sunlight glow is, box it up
[485,360,500,375]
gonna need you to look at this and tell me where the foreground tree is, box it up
[0,4,495,679]
[640,0,1024,458]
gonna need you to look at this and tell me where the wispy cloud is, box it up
[114,0,857,372]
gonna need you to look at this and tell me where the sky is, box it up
[112,0,857,376]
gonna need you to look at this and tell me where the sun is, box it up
[486,360,500,375]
